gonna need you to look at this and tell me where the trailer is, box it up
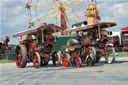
[108,27,128,52]
[108,32,122,52]
[121,27,128,51]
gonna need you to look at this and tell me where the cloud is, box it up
[1,0,128,44]
[11,5,23,15]
[110,3,128,19]
[0,0,28,43]
[97,1,128,32]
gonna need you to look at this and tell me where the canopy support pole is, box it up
[108,24,111,35]
[98,25,101,39]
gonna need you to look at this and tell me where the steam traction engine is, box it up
[92,22,116,64]
[59,23,97,68]
[60,22,116,67]
[13,24,62,68]
[0,36,10,58]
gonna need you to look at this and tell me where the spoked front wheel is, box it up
[75,58,82,68]
[61,53,71,67]
[32,52,41,68]
[52,51,61,67]
[105,46,116,64]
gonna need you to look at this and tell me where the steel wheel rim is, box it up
[53,51,61,66]
[76,58,80,68]
[108,50,114,63]
[15,47,22,68]
[54,56,59,66]
[105,47,115,64]
[32,53,39,68]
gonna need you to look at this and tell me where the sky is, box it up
[0,0,128,45]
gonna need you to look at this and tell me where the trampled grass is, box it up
[0,60,15,63]
[0,52,127,63]
[117,52,128,57]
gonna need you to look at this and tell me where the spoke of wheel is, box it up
[46,0,51,6]
[27,7,32,24]
[27,0,29,3]
[70,1,83,21]
[29,7,33,23]
[73,0,83,8]
[28,0,32,3]
[18,53,22,63]
[62,12,71,28]
[62,0,70,7]
[30,0,32,3]
[50,11,59,24]
[49,0,59,7]
[28,4,57,9]
[61,0,65,6]
[72,11,81,22]
[64,0,83,7]
[32,10,58,23]
[36,57,38,63]
[34,0,39,20]
[65,10,81,22]
[64,0,77,7]
[65,8,85,12]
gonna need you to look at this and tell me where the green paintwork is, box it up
[5,50,15,55]
[52,36,73,52]
[4,50,15,60]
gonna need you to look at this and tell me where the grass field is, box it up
[117,52,128,57]
[0,60,15,63]
[0,52,127,63]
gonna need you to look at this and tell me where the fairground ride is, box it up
[26,0,87,31]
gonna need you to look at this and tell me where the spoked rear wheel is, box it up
[61,53,71,67]
[15,45,27,68]
[32,52,41,68]
[105,46,115,64]
[53,51,61,67]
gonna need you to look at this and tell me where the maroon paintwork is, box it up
[121,27,128,51]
